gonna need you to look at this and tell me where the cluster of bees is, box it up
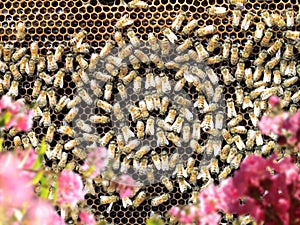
[0,0,300,224]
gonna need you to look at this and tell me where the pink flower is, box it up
[79,210,96,225]
[0,153,34,208]
[81,147,109,179]
[269,95,280,107]
[16,148,38,180]
[57,170,85,207]
[115,175,135,199]
[0,95,13,110]
[24,200,65,225]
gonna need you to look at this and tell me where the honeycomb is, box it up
[0,0,300,224]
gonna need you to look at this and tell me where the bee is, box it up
[113,31,125,48]
[227,114,242,128]
[100,130,114,147]
[195,42,209,61]
[53,44,64,62]
[144,72,155,90]
[176,38,192,53]
[285,8,294,28]
[283,43,294,61]
[267,39,284,55]
[297,10,300,25]
[218,166,232,181]
[45,124,56,143]
[232,8,242,28]
[164,107,177,124]
[182,19,198,35]
[207,6,227,17]
[230,44,239,65]
[76,119,92,133]
[160,37,171,56]
[195,25,216,37]
[284,30,300,42]
[29,79,42,100]
[29,41,38,61]
[189,140,203,154]
[171,115,184,134]
[246,128,256,149]
[281,90,292,108]
[105,63,118,77]
[89,115,110,125]
[133,145,150,160]
[12,47,27,62]
[70,30,87,46]
[168,153,180,169]
[160,150,169,171]
[194,42,209,61]
[171,11,185,31]
[149,54,164,70]
[185,157,195,175]
[220,66,234,85]
[290,104,298,114]
[46,88,57,109]
[260,28,273,47]
[139,157,148,175]
[38,72,54,85]
[0,60,8,74]
[283,77,298,88]
[132,75,142,94]
[27,131,38,147]
[165,61,181,69]
[159,176,174,192]
[76,55,88,70]
[261,10,273,27]
[206,34,219,53]
[272,12,286,28]
[39,108,51,127]
[46,51,58,72]
[58,152,68,169]
[285,60,297,76]
[128,55,140,70]
[177,175,191,193]
[241,39,253,59]
[127,28,140,48]
[156,128,169,147]
[234,135,246,151]
[192,120,201,141]
[99,40,115,59]
[8,64,21,82]
[65,54,74,73]
[242,94,253,110]
[100,195,119,213]
[143,116,154,136]
[76,88,92,105]
[152,92,161,111]
[266,50,281,70]
[215,111,224,130]
[226,98,237,119]
[181,123,191,143]
[197,165,212,181]
[230,125,247,134]
[206,54,224,65]
[13,135,22,148]
[146,165,155,184]
[121,124,135,144]
[26,59,36,77]
[174,54,190,63]
[235,86,244,106]
[148,33,160,52]
[208,158,219,174]
[253,22,265,43]
[187,187,200,205]
[180,107,193,122]
[123,139,140,154]
[241,11,254,31]
[222,129,234,144]
[117,82,128,100]
[235,59,245,81]
[200,113,213,132]
[118,44,133,60]
[15,22,26,40]
[18,55,29,75]
[138,100,149,120]
[261,141,276,155]
[291,90,300,103]
[225,147,237,164]
[151,194,170,206]
[162,28,178,45]
[50,141,63,160]
[64,107,79,123]
[101,83,113,102]
[89,80,102,98]
[133,191,146,208]
[129,104,142,122]
[95,99,113,114]
[254,50,268,66]
[149,151,161,171]
[88,53,100,71]
[111,103,123,121]
[115,14,134,29]
[3,44,12,62]
[7,80,19,97]
[55,96,70,113]
[221,39,231,59]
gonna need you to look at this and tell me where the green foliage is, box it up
[146,214,165,225]
[32,138,46,169]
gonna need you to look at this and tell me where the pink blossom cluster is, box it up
[0,95,34,131]
[80,147,109,179]
[79,210,96,225]
[57,170,85,207]
[115,174,135,199]
[169,154,300,225]
[0,152,65,225]
[258,96,300,149]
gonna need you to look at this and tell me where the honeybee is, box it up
[221,39,231,59]
[3,44,12,62]
[230,44,239,65]
[261,141,276,155]
[50,141,63,160]
[296,10,300,25]
[267,39,284,55]
[133,191,146,208]
[146,164,155,184]
[121,124,135,144]
[231,8,242,28]
[39,108,51,127]
[64,54,74,73]
[171,11,185,31]
[38,72,54,85]
[7,80,19,97]
[95,99,113,114]
[15,22,26,40]
[284,8,294,28]
[206,34,220,54]
[129,55,140,70]
[9,64,22,81]
[123,139,140,154]
[76,119,92,133]
[141,116,154,137]
[193,40,211,60]
[208,6,227,17]
[46,51,58,72]
[241,11,254,31]
[116,82,127,100]
[150,54,164,71]
[131,76,142,94]
[197,165,212,181]
[26,59,36,77]
[76,55,88,70]
[259,29,273,47]
[152,92,161,111]
[28,41,38,61]
[64,107,79,123]
[200,113,213,132]
[171,115,184,134]
[137,100,149,120]
[167,132,181,147]
[160,37,171,56]
[253,50,268,66]
[226,98,237,118]
[45,124,56,143]
[88,53,100,71]
[12,47,26,62]
[266,50,281,70]
[0,60,8,74]
[191,120,201,141]
[189,140,203,155]
[58,152,68,169]
[89,80,102,98]
[175,38,192,53]
[18,55,29,75]
[291,90,300,103]
[283,77,298,88]
[13,135,22,148]
[285,60,297,76]
[27,131,38,147]
[111,103,123,121]
[151,194,170,206]
[53,44,64,62]
[261,10,273,28]
[242,94,253,110]
[8,128,21,138]
[177,175,191,193]
[55,96,70,113]
[99,130,114,147]
[156,128,169,147]
[113,31,125,48]
[70,30,87,46]
[115,14,134,29]
[195,25,216,37]
[99,40,115,59]
[181,19,198,35]
[118,44,133,60]
[218,166,232,181]
[158,97,168,116]
[165,61,181,69]
[234,86,244,106]
[284,30,300,42]
[253,22,265,43]
[139,157,148,175]
[241,39,253,59]
[220,66,234,85]
[126,29,140,48]
[89,115,110,125]
[272,12,286,28]
[282,43,294,61]
[147,33,160,52]
[46,88,57,109]
[76,88,92,106]
[234,135,246,151]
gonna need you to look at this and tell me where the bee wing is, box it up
[25,61,30,75]
[122,197,132,208]
[84,179,96,195]
[106,202,114,214]
[60,76,64,88]
[184,70,198,83]
[165,32,178,44]
[76,38,83,49]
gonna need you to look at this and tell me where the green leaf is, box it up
[146,216,165,225]
[0,112,11,127]
[32,138,46,169]
[53,178,59,203]
[32,170,44,185]
[39,176,49,199]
